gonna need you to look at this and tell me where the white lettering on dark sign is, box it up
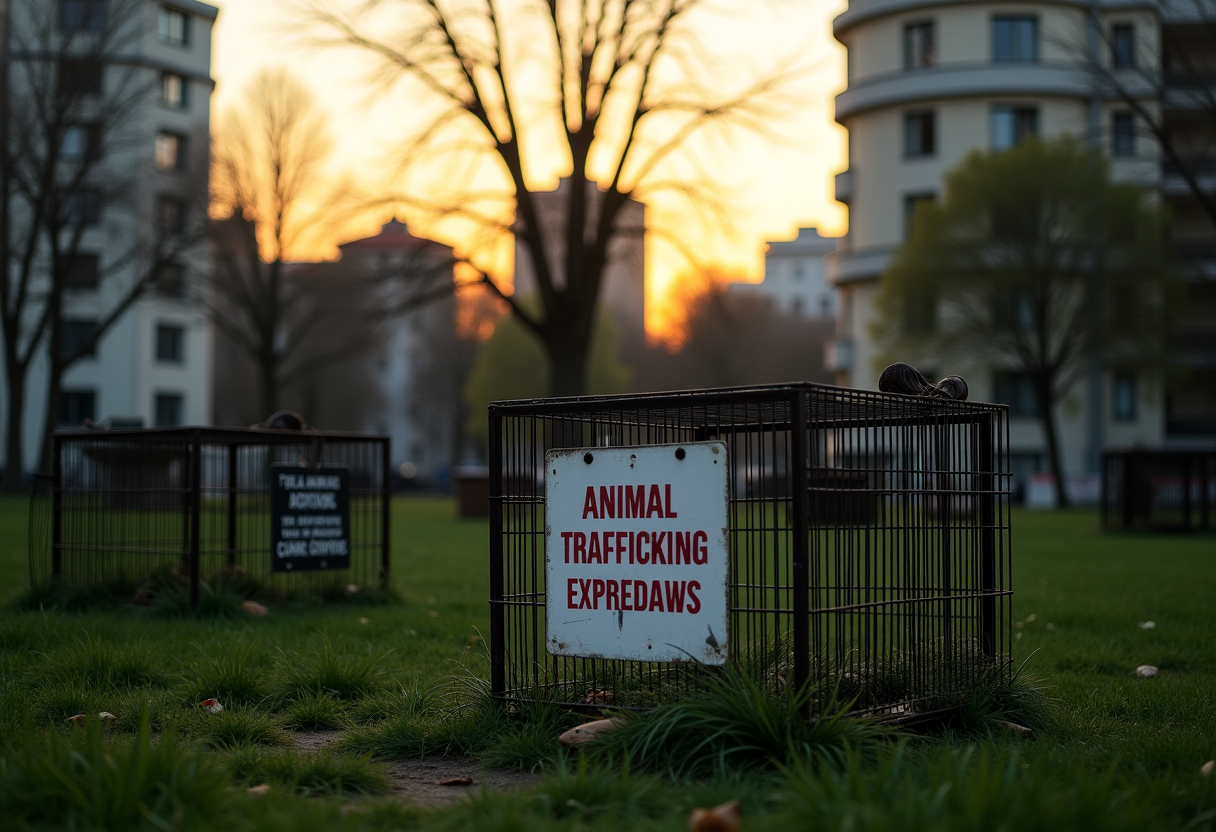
[270,464,351,572]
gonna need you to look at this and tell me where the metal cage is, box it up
[1101,449,1215,532]
[488,383,1012,720]
[30,427,390,604]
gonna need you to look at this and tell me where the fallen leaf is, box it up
[688,799,741,832]
[558,717,624,746]
[346,584,360,594]
[1201,760,1214,777]
[241,600,268,616]
[438,777,474,786]
[247,784,271,796]
[65,714,86,724]
[199,698,223,714]
[998,720,1033,737]
[428,610,439,618]
[583,688,614,705]
[97,712,117,721]
[1134,665,1158,678]
[1139,621,1156,630]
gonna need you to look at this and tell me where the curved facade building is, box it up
[826,0,1198,492]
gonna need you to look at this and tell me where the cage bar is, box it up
[29,427,391,603]
[488,382,1012,720]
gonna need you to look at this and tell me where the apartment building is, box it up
[2,0,217,475]
[828,0,1215,495]
[727,227,838,320]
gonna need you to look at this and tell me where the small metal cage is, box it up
[488,383,1012,720]
[1101,449,1215,532]
[29,427,390,604]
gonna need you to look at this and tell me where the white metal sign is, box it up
[545,442,729,664]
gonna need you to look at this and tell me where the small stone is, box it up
[1139,621,1156,630]
[998,720,1033,737]
[1134,665,1158,678]
[438,777,474,786]
[1025,613,1036,622]
[558,717,624,746]
[241,600,268,616]
[97,712,117,721]
[247,784,271,796]
[359,617,369,625]
[1201,760,1214,777]
[1046,623,1057,631]
[346,584,360,594]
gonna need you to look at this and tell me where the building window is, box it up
[60,123,101,162]
[59,0,106,31]
[155,393,184,427]
[59,390,96,426]
[1113,372,1137,421]
[903,192,936,239]
[60,188,102,226]
[158,196,185,233]
[154,263,186,297]
[155,324,185,364]
[904,111,936,158]
[792,262,806,281]
[162,73,188,109]
[993,16,1037,62]
[155,132,186,170]
[158,6,190,45]
[1111,23,1135,68]
[992,370,1039,418]
[59,319,98,360]
[65,253,100,290]
[991,105,1038,150]
[904,21,936,69]
[1112,111,1135,157]
[57,59,103,95]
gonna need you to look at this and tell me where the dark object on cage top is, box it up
[878,362,969,401]
[256,410,309,431]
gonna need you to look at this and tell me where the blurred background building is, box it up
[828,0,1216,499]
[0,0,217,476]
[727,227,838,320]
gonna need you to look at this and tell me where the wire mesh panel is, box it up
[30,427,390,603]
[489,383,1011,720]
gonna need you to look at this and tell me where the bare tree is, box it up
[301,0,800,396]
[2,0,208,487]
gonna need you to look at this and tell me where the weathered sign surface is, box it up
[545,442,730,664]
[270,464,351,572]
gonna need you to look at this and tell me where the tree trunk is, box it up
[547,334,589,397]
[37,356,65,475]
[259,354,276,420]
[1036,384,1070,508]
[2,363,28,493]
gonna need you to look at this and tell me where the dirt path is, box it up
[292,731,543,807]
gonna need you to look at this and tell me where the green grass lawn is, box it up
[0,496,1213,831]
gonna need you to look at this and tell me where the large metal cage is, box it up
[1101,449,1215,532]
[489,383,1012,720]
[30,427,390,604]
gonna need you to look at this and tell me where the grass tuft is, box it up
[592,665,888,777]
[282,690,348,730]
[272,635,386,702]
[348,679,442,724]
[940,655,1056,735]
[186,707,291,749]
[46,634,162,689]
[0,709,227,831]
[184,640,269,706]
[224,746,390,796]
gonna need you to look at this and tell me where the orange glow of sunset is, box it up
[207,0,849,338]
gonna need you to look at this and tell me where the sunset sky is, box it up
[207,0,850,335]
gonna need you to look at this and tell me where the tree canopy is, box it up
[876,138,1178,505]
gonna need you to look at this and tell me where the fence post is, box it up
[488,406,506,700]
[189,429,202,608]
[380,437,391,588]
[790,390,810,699]
[51,435,62,579]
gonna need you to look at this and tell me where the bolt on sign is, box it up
[545,443,730,664]
[271,464,351,572]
